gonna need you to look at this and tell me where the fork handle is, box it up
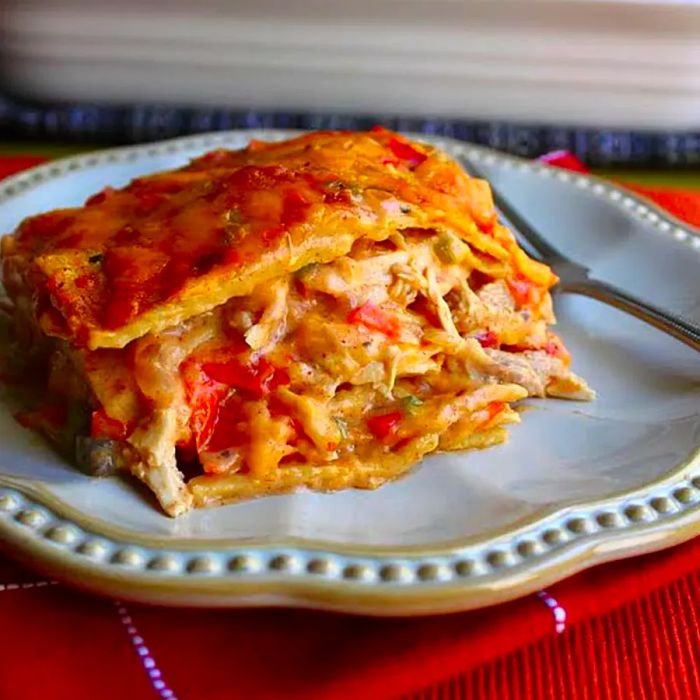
[560,278,700,352]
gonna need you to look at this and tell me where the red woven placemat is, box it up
[0,153,698,700]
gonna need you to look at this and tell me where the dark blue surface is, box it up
[1,95,698,167]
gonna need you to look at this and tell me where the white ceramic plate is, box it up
[0,131,698,615]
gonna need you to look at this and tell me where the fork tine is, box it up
[461,156,570,265]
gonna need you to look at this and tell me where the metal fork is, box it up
[463,158,700,352]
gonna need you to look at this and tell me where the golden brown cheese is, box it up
[3,128,551,350]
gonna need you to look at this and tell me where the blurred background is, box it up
[0,0,699,174]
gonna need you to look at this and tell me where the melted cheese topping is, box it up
[3,128,553,350]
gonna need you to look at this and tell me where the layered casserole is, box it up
[0,129,593,516]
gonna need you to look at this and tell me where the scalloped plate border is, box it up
[0,130,699,615]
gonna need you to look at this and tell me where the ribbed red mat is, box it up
[409,575,700,699]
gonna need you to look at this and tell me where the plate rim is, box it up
[0,129,699,615]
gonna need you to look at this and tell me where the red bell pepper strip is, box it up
[181,361,225,450]
[202,357,289,399]
[348,302,401,339]
[475,330,499,349]
[204,395,247,455]
[507,275,538,308]
[367,411,403,441]
[369,126,428,168]
[387,138,428,167]
[91,408,129,441]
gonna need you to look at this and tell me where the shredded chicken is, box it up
[483,348,594,400]
[477,280,515,313]
[276,388,342,454]
[425,266,462,340]
[129,408,192,516]
[523,351,595,400]
[244,278,289,352]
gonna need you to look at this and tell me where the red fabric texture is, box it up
[0,151,699,700]
[0,156,47,181]
[538,150,591,174]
